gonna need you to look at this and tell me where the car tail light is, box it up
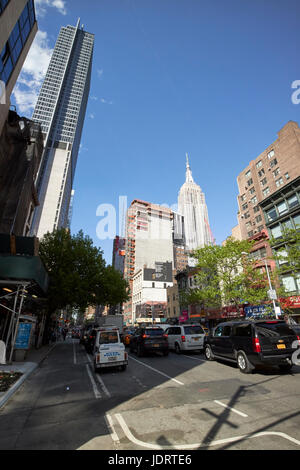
[96,354,100,362]
[142,334,150,338]
[89,335,93,339]
[297,335,300,346]
[163,334,168,338]
[124,352,128,360]
[181,335,186,343]
[253,336,261,353]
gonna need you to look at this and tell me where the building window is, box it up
[242,203,248,211]
[247,178,253,186]
[270,158,278,168]
[258,169,265,178]
[270,224,282,239]
[247,231,254,238]
[241,194,246,201]
[251,196,257,204]
[287,194,299,209]
[256,160,262,169]
[277,201,288,216]
[275,177,284,188]
[253,206,260,213]
[249,187,256,194]
[260,178,267,186]
[268,150,275,159]
[245,170,251,178]
[262,187,270,197]
[266,207,277,221]
[273,168,280,177]
[285,172,290,180]
[255,214,262,223]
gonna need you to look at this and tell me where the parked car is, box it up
[122,328,136,346]
[94,327,128,372]
[204,320,300,373]
[129,327,169,357]
[165,324,206,354]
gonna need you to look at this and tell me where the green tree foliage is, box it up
[185,237,271,310]
[39,229,129,313]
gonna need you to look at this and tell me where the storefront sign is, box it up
[280,296,300,309]
[15,323,32,350]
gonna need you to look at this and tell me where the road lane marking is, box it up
[85,352,112,398]
[114,413,300,449]
[105,414,120,443]
[96,373,111,398]
[73,340,77,364]
[214,400,248,418]
[128,355,184,385]
[86,364,102,399]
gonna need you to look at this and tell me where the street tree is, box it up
[39,229,129,315]
[184,237,273,313]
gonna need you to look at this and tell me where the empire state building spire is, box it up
[178,154,212,255]
[185,153,194,183]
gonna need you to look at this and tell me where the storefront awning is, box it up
[0,255,49,295]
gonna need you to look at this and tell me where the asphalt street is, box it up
[0,337,300,451]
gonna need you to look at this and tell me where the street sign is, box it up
[268,289,277,300]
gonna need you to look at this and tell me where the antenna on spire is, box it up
[186,153,190,167]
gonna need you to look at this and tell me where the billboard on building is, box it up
[144,262,173,282]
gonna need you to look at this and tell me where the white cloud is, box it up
[100,98,113,105]
[12,31,53,115]
[97,69,103,78]
[35,0,67,17]
[89,113,95,119]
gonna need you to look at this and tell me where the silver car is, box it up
[165,324,205,354]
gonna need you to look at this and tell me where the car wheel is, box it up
[137,344,143,357]
[237,351,253,374]
[204,344,214,361]
[175,343,181,354]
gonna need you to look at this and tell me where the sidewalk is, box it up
[0,343,56,409]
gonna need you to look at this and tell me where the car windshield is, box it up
[99,331,119,344]
[184,326,204,335]
[256,322,296,338]
[145,329,164,336]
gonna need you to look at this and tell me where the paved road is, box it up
[1,338,300,450]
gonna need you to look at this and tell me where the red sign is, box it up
[280,296,300,309]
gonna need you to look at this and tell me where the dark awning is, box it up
[0,255,49,295]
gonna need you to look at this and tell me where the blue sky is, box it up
[12,0,300,264]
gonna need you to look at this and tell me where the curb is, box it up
[0,344,56,410]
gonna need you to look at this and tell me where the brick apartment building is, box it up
[237,121,300,240]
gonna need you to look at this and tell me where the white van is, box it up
[93,327,128,372]
[165,324,205,354]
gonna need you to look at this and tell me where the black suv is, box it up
[129,327,169,357]
[204,320,300,373]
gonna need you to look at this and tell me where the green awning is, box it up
[0,255,49,294]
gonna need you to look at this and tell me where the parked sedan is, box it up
[129,327,169,357]
[204,319,300,373]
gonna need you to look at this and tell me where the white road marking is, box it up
[86,364,102,399]
[73,340,77,364]
[96,373,111,398]
[105,414,120,443]
[114,413,300,450]
[214,400,248,418]
[129,355,184,385]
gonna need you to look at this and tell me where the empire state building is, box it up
[178,155,213,254]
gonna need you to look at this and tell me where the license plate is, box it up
[108,356,118,361]
[154,344,159,347]
[193,337,199,341]
[277,344,286,349]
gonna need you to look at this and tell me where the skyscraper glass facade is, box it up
[0,0,35,84]
[30,20,94,237]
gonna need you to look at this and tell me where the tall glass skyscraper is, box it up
[30,19,94,237]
